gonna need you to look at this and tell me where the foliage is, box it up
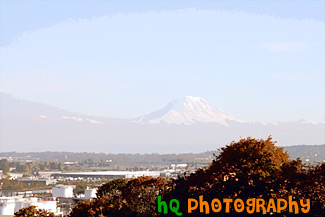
[74,181,88,195]
[0,159,10,173]
[165,137,324,217]
[1,178,48,192]
[69,137,325,217]
[16,162,28,173]
[96,178,128,198]
[70,176,171,217]
[14,205,54,217]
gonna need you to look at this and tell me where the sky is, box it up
[0,0,324,123]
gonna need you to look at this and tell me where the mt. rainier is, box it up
[1,93,324,152]
[133,96,245,125]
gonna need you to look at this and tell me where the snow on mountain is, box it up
[60,116,104,124]
[62,116,83,122]
[1,93,324,153]
[133,96,245,125]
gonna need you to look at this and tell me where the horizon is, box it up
[1,92,325,125]
[1,143,325,155]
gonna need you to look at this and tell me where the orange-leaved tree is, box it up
[164,137,324,217]
[14,205,54,217]
[69,176,171,217]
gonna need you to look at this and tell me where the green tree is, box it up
[16,163,28,173]
[0,159,10,173]
[96,178,128,198]
[74,181,88,195]
[39,163,46,171]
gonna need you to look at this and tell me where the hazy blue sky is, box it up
[0,0,324,122]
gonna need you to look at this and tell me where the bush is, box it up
[14,206,54,217]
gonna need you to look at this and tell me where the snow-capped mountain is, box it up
[1,93,324,153]
[133,96,245,125]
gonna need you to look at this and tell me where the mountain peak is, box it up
[133,96,244,125]
[183,95,206,101]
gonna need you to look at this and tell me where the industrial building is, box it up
[52,170,161,179]
[52,185,74,198]
[84,188,97,199]
[18,178,57,185]
[0,196,62,216]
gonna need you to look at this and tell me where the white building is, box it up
[52,185,74,198]
[171,164,188,170]
[84,188,97,199]
[52,170,161,179]
[0,197,15,215]
[0,196,61,216]
[14,197,57,213]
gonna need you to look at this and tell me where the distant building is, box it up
[14,197,57,213]
[0,196,61,216]
[52,185,74,198]
[5,189,52,197]
[171,164,188,169]
[84,188,97,199]
[0,197,15,215]
[52,171,161,179]
[19,178,57,185]
[0,172,23,180]
[37,171,61,177]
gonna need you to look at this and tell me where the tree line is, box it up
[14,137,325,217]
